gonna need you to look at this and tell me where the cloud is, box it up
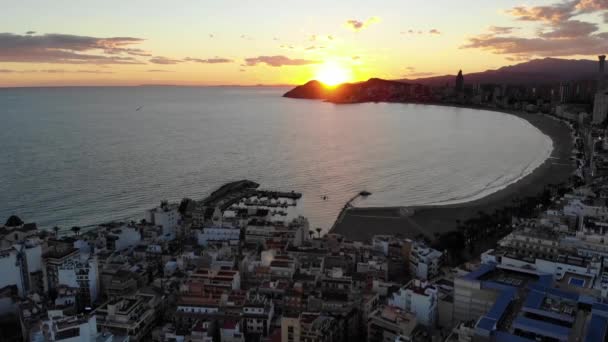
[344,17,380,31]
[184,57,233,64]
[507,3,575,23]
[488,26,519,34]
[147,69,173,72]
[240,34,253,40]
[405,71,437,77]
[463,1,608,58]
[505,55,533,62]
[507,0,608,23]
[462,33,608,57]
[403,66,436,78]
[1,69,114,74]
[576,0,608,12]
[539,19,598,38]
[149,56,182,65]
[402,29,441,35]
[244,55,321,67]
[76,69,113,74]
[305,46,323,51]
[0,33,146,64]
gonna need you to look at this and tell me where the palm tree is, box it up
[53,226,60,238]
[308,231,314,240]
[71,226,81,237]
[315,227,322,238]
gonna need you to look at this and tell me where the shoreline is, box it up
[330,106,575,242]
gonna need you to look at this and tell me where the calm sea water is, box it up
[0,86,552,232]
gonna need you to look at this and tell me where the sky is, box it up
[1,0,607,87]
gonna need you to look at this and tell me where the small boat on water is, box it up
[359,190,371,197]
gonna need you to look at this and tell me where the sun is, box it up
[315,61,352,86]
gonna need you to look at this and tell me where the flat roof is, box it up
[513,316,571,340]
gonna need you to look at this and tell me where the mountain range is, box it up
[400,57,601,86]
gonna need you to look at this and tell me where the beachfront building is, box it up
[105,225,142,251]
[388,279,438,327]
[145,200,180,240]
[0,239,43,297]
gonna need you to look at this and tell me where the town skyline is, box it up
[2,0,608,87]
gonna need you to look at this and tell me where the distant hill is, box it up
[284,78,429,103]
[400,58,600,87]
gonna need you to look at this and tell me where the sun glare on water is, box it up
[315,61,352,86]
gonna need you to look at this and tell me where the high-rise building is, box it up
[593,55,608,124]
[455,70,464,93]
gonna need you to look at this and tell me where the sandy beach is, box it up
[331,108,576,242]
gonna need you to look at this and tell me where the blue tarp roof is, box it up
[585,314,608,342]
[513,316,571,341]
[463,263,496,280]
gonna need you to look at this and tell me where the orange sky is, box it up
[1,0,607,87]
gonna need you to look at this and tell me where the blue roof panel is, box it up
[585,314,608,342]
[476,317,496,331]
[487,291,516,321]
[463,263,496,281]
[523,290,544,309]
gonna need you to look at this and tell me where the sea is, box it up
[0,86,553,233]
